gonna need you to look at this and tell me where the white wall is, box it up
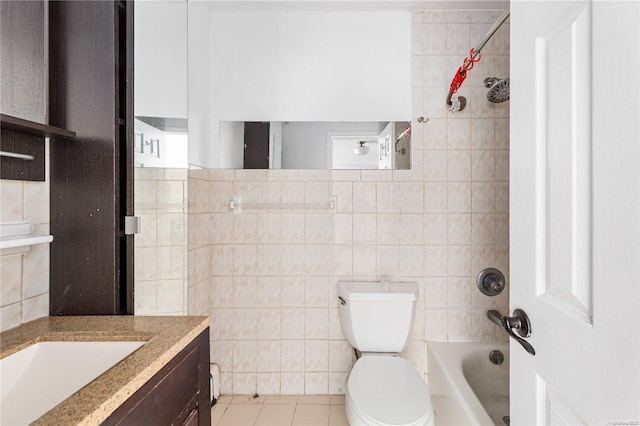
[209,10,411,122]
[219,121,244,169]
[134,1,187,119]
[188,2,214,168]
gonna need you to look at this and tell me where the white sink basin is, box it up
[0,341,144,425]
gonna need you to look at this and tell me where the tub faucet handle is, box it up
[487,309,536,356]
[487,309,503,326]
[477,268,506,296]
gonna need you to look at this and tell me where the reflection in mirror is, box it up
[134,117,188,168]
[219,121,410,170]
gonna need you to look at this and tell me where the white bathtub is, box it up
[427,342,509,426]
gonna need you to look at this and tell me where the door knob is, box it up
[487,308,536,356]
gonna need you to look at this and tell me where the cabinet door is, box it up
[183,408,199,426]
[103,328,211,426]
[48,0,134,315]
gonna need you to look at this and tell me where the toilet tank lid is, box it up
[338,281,418,301]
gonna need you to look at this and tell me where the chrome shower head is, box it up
[484,77,510,103]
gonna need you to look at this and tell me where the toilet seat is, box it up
[346,356,434,426]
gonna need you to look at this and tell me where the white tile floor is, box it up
[211,395,349,426]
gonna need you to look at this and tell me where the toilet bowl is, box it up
[345,355,434,426]
[338,281,435,426]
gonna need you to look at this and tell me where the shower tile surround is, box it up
[188,10,510,395]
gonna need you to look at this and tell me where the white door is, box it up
[510,1,640,424]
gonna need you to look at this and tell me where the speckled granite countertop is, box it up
[0,315,210,425]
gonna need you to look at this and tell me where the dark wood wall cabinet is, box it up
[48,0,134,315]
[103,329,212,426]
[0,114,76,181]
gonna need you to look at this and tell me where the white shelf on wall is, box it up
[229,195,337,212]
[135,203,186,213]
[0,222,53,256]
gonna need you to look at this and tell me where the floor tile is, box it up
[297,395,331,405]
[329,405,349,426]
[217,395,233,404]
[212,394,347,426]
[330,395,345,405]
[264,395,298,405]
[211,403,229,425]
[231,394,267,404]
[292,404,330,426]
[255,404,296,426]
[218,403,262,426]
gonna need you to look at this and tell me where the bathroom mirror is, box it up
[218,120,411,170]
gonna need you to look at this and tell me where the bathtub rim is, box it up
[427,341,509,426]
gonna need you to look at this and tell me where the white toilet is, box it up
[338,281,434,426]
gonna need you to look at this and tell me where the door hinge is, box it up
[124,216,140,235]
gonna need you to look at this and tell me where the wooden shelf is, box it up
[1,113,76,139]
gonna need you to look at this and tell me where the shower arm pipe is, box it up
[470,7,510,65]
[446,7,510,107]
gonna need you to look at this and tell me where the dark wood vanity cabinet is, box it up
[103,329,211,426]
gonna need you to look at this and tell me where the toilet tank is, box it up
[338,281,418,353]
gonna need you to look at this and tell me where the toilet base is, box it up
[344,400,368,426]
[345,388,435,426]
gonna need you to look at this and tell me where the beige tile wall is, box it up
[0,141,50,332]
[188,9,510,395]
[134,168,189,316]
